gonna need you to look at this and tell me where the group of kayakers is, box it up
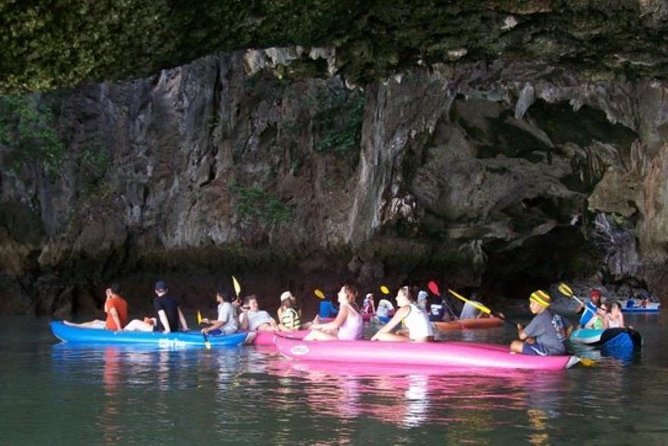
[64,281,436,342]
[64,279,630,357]
[65,280,190,334]
[578,289,626,329]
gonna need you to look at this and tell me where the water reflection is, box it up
[263,355,570,439]
[101,348,122,445]
[34,313,668,445]
[568,341,640,366]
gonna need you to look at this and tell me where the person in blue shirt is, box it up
[318,292,339,319]
[577,289,602,327]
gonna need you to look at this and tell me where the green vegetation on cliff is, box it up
[0,94,65,176]
[1,1,664,94]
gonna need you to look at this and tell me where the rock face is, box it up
[0,48,667,314]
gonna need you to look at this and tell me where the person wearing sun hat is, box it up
[277,291,301,331]
[510,289,571,356]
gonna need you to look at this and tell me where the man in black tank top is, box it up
[153,280,188,333]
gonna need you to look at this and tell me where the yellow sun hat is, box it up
[530,290,551,308]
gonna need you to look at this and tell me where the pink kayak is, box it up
[274,337,579,370]
[251,329,308,346]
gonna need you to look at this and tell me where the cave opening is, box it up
[480,226,600,302]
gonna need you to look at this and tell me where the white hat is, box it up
[280,291,294,302]
[417,290,428,301]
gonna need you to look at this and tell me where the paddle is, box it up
[427,280,515,327]
[314,289,325,299]
[232,275,241,300]
[558,282,596,316]
[196,310,211,349]
[579,357,596,367]
[379,285,390,295]
[428,281,595,367]
[428,286,458,320]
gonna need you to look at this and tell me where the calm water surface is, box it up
[1,314,667,445]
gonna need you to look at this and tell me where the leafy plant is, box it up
[312,86,364,161]
[79,141,111,193]
[0,94,65,177]
[229,183,293,225]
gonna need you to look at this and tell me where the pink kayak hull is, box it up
[275,337,578,370]
[251,329,308,346]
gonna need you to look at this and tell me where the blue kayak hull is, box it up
[569,328,604,344]
[621,299,660,313]
[570,327,642,349]
[50,321,252,347]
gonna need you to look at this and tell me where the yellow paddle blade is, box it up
[579,357,596,367]
[205,340,211,349]
[232,275,241,297]
[196,310,203,325]
[558,282,574,297]
[447,288,492,315]
[380,285,390,295]
[314,289,325,299]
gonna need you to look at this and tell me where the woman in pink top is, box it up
[304,284,364,341]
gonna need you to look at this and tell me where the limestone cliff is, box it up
[1,47,666,314]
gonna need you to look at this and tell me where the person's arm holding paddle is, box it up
[515,322,534,344]
[202,318,224,334]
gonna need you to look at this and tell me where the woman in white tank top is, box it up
[371,286,434,342]
[606,301,625,328]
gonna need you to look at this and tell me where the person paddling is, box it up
[510,290,571,356]
[577,289,603,327]
[201,287,239,336]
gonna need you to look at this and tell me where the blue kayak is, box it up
[620,299,660,313]
[50,321,253,347]
[569,328,605,344]
[570,327,642,349]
